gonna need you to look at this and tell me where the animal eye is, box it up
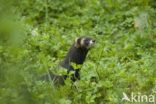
[85,40,89,43]
[85,40,90,45]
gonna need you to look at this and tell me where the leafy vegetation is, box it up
[0,0,156,104]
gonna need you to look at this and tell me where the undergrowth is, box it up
[0,0,156,104]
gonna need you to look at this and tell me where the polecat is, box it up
[46,36,95,85]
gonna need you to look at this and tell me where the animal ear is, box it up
[74,38,81,48]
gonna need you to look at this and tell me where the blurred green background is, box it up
[0,0,156,104]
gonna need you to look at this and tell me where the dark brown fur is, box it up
[46,36,95,85]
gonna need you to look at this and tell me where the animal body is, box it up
[46,36,95,85]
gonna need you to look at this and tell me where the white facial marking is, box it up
[89,40,94,45]
[80,38,86,46]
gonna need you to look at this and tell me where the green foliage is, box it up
[0,0,156,104]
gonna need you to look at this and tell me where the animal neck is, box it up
[60,44,89,69]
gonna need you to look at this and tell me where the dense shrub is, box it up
[0,0,156,104]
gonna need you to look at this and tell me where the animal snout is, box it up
[92,39,95,43]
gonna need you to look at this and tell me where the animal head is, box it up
[74,36,95,49]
